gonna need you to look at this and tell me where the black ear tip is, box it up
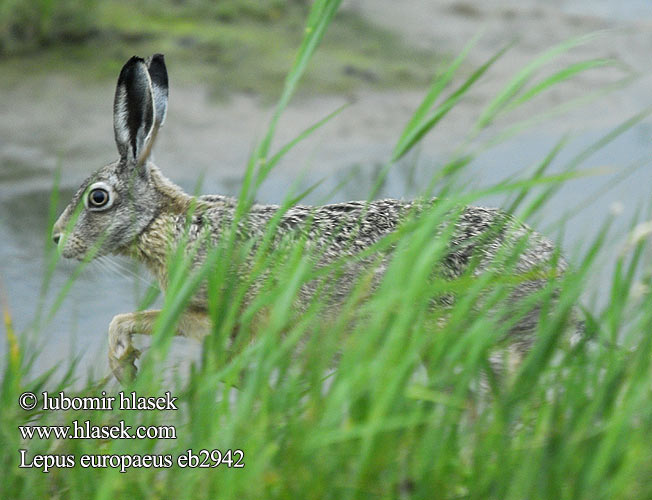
[146,54,168,89]
[119,56,147,78]
[125,55,145,66]
[148,53,167,72]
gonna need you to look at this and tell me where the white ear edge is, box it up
[113,56,156,166]
[135,79,156,165]
[152,85,168,127]
[145,53,169,130]
[113,85,131,157]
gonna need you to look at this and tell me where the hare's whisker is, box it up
[94,257,113,277]
[105,256,153,287]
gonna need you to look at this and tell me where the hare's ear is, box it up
[113,56,155,166]
[145,54,168,129]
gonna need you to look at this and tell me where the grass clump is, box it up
[0,0,99,54]
[136,0,306,23]
[2,1,651,499]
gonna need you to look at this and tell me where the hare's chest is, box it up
[131,215,179,288]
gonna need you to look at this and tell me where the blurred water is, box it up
[559,0,652,20]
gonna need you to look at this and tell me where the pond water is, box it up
[2,1,651,381]
[560,0,652,20]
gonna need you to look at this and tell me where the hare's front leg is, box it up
[108,310,160,383]
[108,309,212,383]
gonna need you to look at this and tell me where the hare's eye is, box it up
[85,182,114,210]
[88,188,110,208]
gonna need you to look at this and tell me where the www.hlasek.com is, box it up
[18,391,244,473]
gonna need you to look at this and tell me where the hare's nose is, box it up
[52,216,65,245]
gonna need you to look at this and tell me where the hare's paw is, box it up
[109,348,140,384]
[108,313,141,383]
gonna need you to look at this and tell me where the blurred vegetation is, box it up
[0,0,99,53]
[0,0,301,52]
[0,0,438,97]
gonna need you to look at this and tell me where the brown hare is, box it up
[53,55,567,382]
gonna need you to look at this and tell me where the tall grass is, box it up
[3,1,652,499]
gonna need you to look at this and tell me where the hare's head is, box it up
[53,55,169,260]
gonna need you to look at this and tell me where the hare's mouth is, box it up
[57,234,101,261]
[59,246,86,261]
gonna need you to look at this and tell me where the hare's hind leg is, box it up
[108,309,210,383]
